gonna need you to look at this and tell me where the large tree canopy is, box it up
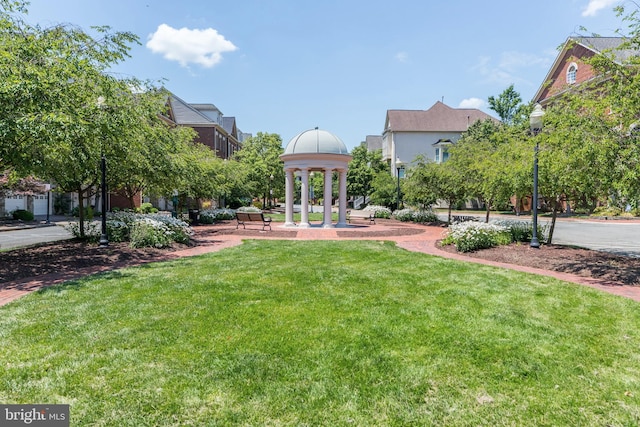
[0,2,205,235]
[233,132,284,208]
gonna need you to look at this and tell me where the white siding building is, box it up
[382,101,498,176]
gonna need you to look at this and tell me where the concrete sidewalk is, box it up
[1,221,639,306]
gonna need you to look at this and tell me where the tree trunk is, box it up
[547,200,561,244]
[485,200,491,223]
[26,195,34,214]
[77,187,85,238]
[447,202,453,223]
[128,191,136,210]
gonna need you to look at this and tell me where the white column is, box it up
[299,168,310,228]
[284,168,295,227]
[323,168,333,228]
[337,168,348,227]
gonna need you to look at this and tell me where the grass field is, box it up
[1,240,639,426]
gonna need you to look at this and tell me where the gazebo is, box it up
[280,128,352,228]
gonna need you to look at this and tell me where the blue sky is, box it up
[22,0,626,150]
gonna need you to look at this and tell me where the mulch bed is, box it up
[437,241,640,286]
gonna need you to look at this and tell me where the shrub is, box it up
[592,206,622,218]
[199,208,235,224]
[129,218,173,248]
[71,205,94,219]
[136,202,158,214]
[64,220,101,241]
[237,206,262,213]
[106,220,129,242]
[491,219,549,243]
[74,212,192,247]
[445,222,510,253]
[394,208,415,222]
[393,208,438,223]
[364,205,392,218]
[12,209,34,221]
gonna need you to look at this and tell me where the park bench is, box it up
[451,215,478,223]
[346,210,376,224]
[236,212,272,231]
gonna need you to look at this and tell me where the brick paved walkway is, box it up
[2,221,639,306]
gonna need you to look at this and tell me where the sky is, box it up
[20,0,628,150]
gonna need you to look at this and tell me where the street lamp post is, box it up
[269,174,274,209]
[529,103,545,249]
[99,154,109,247]
[395,157,403,211]
[44,184,51,224]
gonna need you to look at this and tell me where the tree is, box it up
[347,145,386,205]
[402,155,439,209]
[449,119,515,222]
[234,132,284,208]
[0,2,142,236]
[535,100,619,243]
[488,84,523,125]
[369,171,398,210]
[433,162,469,223]
[106,89,200,208]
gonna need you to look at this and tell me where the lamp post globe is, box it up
[529,103,544,249]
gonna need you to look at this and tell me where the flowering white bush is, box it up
[236,206,262,213]
[364,205,392,218]
[491,219,548,243]
[65,220,100,240]
[200,208,235,223]
[130,218,173,248]
[394,208,438,223]
[67,212,191,248]
[106,220,129,242]
[445,221,511,252]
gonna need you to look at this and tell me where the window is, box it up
[435,147,449,163]
[566,62,578,84]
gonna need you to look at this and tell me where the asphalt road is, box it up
[550,219,640,257]
[0,224,74,251]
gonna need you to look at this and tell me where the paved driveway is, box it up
[551,219,640,257]
[0,225,73,250]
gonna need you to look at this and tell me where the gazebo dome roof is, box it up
[284,128,349,155]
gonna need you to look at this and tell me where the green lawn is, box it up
[1,240,639,426]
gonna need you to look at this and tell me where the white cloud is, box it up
[470,51,552,87]
[146,24,237,68]
[499,51,550,72]
[582,0,620,17]
[458,98,485,109]
[395,51,409,62]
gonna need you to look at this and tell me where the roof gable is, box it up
[222,116,237,138]
[168,94,215,125]
[386,101,497,132]
[533,36,640,103]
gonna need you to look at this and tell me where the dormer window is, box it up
[567,62,578,84]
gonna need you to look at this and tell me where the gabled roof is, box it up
[533,36,640,103]
[222,116,237,138]
[385,101,497,133]
[578,37,637,62]
[167,93,215,126]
